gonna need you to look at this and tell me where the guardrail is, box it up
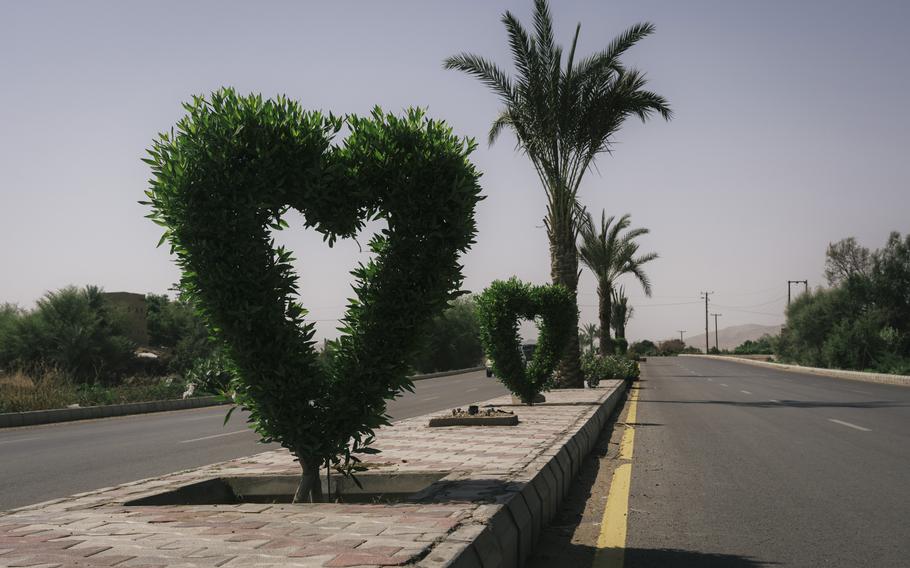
[0,366,488,428]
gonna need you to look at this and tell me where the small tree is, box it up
[476,278,575,404]
[144,89,481,502]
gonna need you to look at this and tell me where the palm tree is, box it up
[580,322,599,354]
[444,0,670,386]
[578,211,657,354]
[611,286,634,340]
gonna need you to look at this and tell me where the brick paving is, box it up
[0,383,622,567]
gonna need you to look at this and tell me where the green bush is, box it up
[145,88,481,501]
[629,339,658,358]
[777,232,910,374]
[184,350,236,396]
[581,353,640,386]
[733,334,777,355]
[0,286,135,384]
[475,278,575,404]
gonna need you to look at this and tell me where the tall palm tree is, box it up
[611,286,634,340]
[444,0,670,386]
[578,211,657,354]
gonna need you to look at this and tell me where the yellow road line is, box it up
[593,385,640,568]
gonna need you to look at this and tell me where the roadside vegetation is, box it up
[777,232,910,374]
[0,286,222,413]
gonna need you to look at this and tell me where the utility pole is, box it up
[700,291,713,354]
[787,280,808,305]
[711,313,722,352]
[677,330,686,343]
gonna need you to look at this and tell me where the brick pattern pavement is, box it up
[0,383,622,568]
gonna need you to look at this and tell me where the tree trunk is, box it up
[597,283,613,355]
[549,219,583,388]
[292,458,323,504]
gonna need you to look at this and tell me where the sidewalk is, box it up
[0,381,625,568]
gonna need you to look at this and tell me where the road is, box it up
[0,369,506,511]
[625,357,910,567]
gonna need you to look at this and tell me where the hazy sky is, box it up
[2,1,908,344]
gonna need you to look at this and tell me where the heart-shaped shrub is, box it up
[476,278,576,404]
[144,88,481,501]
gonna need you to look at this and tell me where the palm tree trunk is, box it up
[598,283,613,354]
[549,219,583,388]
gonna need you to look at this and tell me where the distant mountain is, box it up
[685,323,783,352]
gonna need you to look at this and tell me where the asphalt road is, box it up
[0,369,506,511]
[626,357,910,567]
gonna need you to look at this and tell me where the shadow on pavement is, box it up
[623,547,779,567]
[640,399,905,409]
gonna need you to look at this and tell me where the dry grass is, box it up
[0,368,190,413]
[0,367,77,413]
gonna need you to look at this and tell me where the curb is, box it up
[411,366,486,381]
[0,395,226,428]
[682,354,910,387]
[0,367,488,429]
[419,382,629,568]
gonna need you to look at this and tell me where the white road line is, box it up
[740,390,752,395]
[466,388,479,392]
[0,437,41,446]
[827,419,871,432]
[720,383,729,387]
[179,430,249,443]
[423,395,441,401]
[707,378,713,382]
[769,399,780,404]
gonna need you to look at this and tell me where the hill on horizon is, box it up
[683,323,783,352]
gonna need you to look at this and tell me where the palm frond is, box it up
[443,53,515,103]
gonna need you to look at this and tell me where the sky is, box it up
[2,0,908,344]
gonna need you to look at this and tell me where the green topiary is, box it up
[475,278,576,404]
[144,88,482,502]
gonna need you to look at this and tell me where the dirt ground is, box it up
[526,385,631,567]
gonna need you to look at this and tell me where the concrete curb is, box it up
[411,366,486,381]
[682,354,910,387]
[420,381,629,568]
[0,367,487,429]
[0,395,226,428]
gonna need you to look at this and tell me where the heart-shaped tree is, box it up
[476,278,576,404]
[144,88,482,501]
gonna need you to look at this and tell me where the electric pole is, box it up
[787,280,808,305]
[677,330,686,343]
[711,313,722,352]
[700,291,713,354]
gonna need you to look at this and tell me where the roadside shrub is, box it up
[629,339,658,358]
[184,350,236,396]
[778,232,910,374]
[657,338,685,356]
[734,334,777,355]
[581,353,640,386]
[145,89,481,502]
[475,278,575,404]
[0,286,135,384]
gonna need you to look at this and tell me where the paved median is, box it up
[0,380,626,568]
